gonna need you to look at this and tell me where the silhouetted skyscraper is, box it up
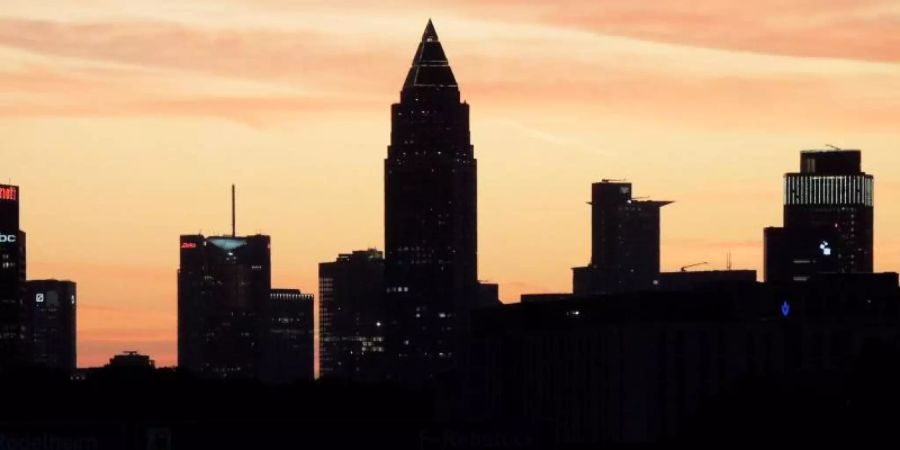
[573,180,671,295]
[25,280,76,371]
[178,234,271,379]
[319,249,385,381]
[0,184,25,372]
[765,149,874,282]
[383,20,479,384]
[260,288,314,384]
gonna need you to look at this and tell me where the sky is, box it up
[2,0,900,367]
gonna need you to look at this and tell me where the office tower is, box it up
[319,249,385,381]
[573,180,671,295]
[0,184,25,372]
[178,234,271,379]
[764,149,874,282]
[25,280,76,371]
[261,288,314,384]
[383,20,480,384]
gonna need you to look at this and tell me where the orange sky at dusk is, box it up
[2,0,900,367]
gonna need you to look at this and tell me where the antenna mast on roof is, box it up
[231,184,236,237]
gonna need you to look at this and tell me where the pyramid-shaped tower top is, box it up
[403,19,458,89]
[423,19,438,42]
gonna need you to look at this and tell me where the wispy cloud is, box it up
[447,0,900,63]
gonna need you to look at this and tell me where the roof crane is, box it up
[825,144,842,151]
[680,262,708,272]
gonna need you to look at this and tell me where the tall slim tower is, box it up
[384,20,478,384]
[0,184,26,372]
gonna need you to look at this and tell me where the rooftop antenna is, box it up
[727,252,732,270]
[231,184,236,237]
[680,262,708,272]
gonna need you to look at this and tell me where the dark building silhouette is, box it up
[178,234,271,379]
[765,149,874,282]
[25,279,76,371]
[319,249,385,381]
[476,282,500,307]
[655,269,757,291]
[384,21,480,384]
[108,350,155,369]
[573,180,671,295]
[469,272,900,445]
[261,288,314,384]
[0,184,25,372]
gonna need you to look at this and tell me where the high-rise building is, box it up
[573,180,671,295]
[260,288,314,384]
[319,249,385,381]
[0,184,25,372]
[178,234,271,379]
[383,21,480,384]
[764,149,874,282]
[25,280,76,371]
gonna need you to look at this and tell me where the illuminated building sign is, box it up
[181,242,198,249]
[208,237,247,251]
[781,301,791,318]
[0,234,16,243]
[820,241,832,256]
[36,293,45,303]
[0,185,17,201]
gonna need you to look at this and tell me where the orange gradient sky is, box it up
[2,0,900,367]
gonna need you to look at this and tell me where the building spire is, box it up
[403,19,457,89]
[423,18,438,42]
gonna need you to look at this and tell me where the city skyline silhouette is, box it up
[3,3,900,372]
[4,6,900,448]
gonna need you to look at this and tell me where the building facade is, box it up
[25,279,76,371]
[319,249,385,381]
[383,21,479,384]
[178,234,271,379]
[469,273,900,445]
[573,180,671,295]
[765,150,874,282]
[0,184,25,372]
[261,288,314,384]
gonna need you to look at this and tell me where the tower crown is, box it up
[403,20,457,89]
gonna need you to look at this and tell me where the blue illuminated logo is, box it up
[781,301,790,318]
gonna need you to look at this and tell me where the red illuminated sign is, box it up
[0,186,17,201]
[181,242,198,249]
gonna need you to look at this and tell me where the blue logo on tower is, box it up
[781,301,791,318]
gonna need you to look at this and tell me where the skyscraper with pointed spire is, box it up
[384,20,478,384]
